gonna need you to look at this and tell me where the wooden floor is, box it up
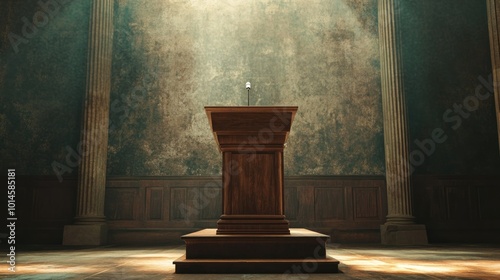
[1,243,500,279]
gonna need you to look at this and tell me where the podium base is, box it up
[174,255,339,274]
[174,228,340,274]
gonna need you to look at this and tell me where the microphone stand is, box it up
[246,82,251,106]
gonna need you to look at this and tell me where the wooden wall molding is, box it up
[102,175,387,243]
[6,175,500,244]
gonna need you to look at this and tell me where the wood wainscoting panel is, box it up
[170,187,188,221]
[14,175,500,244]
[413,175,500,243]
[198,186,222,220]
[105,177,225,243]
[284,187,299,221]
[105,188,138,221]
[105,186,140,221]
[353,187,381,220]
[2,176,78,244]
[146,187,164,220]
[444,185,473,220]
[32,185,75,222]
[478,186,500,220]
[314,187,346,221]
[285,176,386,242]
[103,176,386,243]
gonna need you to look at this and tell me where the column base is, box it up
[63,224,107,246]
[380,224,428,245]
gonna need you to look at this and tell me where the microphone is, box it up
[246,82,251,106]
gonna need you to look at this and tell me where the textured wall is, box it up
[400,0,500,175]
[0,0,89,175]
[1,0,498,178]
[107,0,384,176]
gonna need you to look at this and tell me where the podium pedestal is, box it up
[174,228,339,273]
[174,107,339,273]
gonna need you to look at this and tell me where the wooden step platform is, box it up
[174,255,340,273]
[173,228,340,274]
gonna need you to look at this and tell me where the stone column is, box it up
[63,0,114,246]
[378,0,427,245]
[487,0,500,152]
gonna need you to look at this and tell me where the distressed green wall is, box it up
[1,0,498,178]
[400,0,500,175]
[107,0,385,176]
[0,0,89,176]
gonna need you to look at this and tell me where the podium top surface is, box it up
[205,106,298,132]
[205,106,298,150]
[205,106,298,112]
[181,228,329,239]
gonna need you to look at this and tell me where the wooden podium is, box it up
[174,106,339,274]
[206,106,296,235]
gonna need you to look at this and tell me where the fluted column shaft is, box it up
[378,0,414,225]
[75,0,114,224]
[487,0,500,153]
